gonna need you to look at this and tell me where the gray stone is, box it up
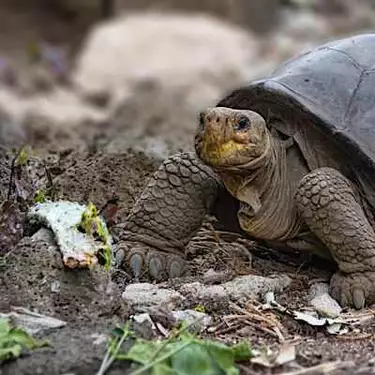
[202,268,230,284]
[309,283,342,318]
[223,274,291,301]
[180,274,291,303]
[0,307,66,335]
[132,309,212,332]
[172,310,212,330]
[122,283,185,312]
[179,282,227,300]
[31,228,55,244]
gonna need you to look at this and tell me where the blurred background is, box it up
[0,0,374,159]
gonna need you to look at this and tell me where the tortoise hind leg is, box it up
[116,152,222,280]
[295,167,375,309]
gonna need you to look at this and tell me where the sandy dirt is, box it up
[0,2,375,375]
[1,142,374,375]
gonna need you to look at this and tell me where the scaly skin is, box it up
[295,167,375,309]
[116,152,221,280]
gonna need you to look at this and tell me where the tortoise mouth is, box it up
[195,135,260,169]
[196,133,272,172]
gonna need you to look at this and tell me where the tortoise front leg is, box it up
[116,152,222,280]
[295,167,375,309]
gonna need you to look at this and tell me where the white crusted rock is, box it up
[28,201,112,269]
[132,310,211,332]
[179,274,291,303]
[309,283,342,318]
[122,283,185,312]
[223,274,291,301]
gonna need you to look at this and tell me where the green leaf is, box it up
[205,340,251,375]
[34,189,47,203]
[0,344,23,360]
[78,202,112,269]
[15,147,29,167]
[171,342,223,375]
[0,319,10,335]
[230,341,252,361]
[121,340,164,365]
[121,340,175,375]
[99,321,252,375]
[151,362,175,375]
[110,326,126,338]
[0,318,48,362]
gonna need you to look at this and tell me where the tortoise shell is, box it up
[217,33,375,209]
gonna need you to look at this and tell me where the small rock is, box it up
[0,307,66,335]
[92,334,108,346]
[202,268,230,284]
[309,282,330,298]
[122,283,185,312]
[50,280,60,293]
[224,274,291,301]
[309,283,342,318]
[179,282,227,300]
[180,274,291,303]
[132,309,211,332]
[132,313,154,325]
[172,310,212,331]
[31,228,55,244]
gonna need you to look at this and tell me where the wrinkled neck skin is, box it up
[216,132,302,242]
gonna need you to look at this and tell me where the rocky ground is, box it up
[0,1,375,374]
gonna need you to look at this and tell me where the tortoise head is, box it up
[195,107,270,169]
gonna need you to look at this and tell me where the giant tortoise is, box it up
[117,33,375,309]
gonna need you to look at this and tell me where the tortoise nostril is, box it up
[216,117,220,123]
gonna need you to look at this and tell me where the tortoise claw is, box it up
[114,241,187,280]
[129,252,144,278]
[329,271,375,309]
[148,253,165,281]
[352,288,365,310]
[169,258,185,278]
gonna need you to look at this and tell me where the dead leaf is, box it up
[251,343,296,367]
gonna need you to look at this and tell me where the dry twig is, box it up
[278,360,355,375]
[215,302,287,343]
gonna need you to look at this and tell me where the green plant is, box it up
[78,202,112,269]
[98,322,252,375]
[0,318,49,362]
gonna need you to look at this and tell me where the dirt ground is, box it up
[0,2,375,375]
[1,147,374,375]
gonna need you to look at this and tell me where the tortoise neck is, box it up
[219,135,302,241]
[216,130,275,191]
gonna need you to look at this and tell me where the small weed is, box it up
[0,318,49,362]
[97,321,252,375]
[34,189,47,203]
[14,147,29,167]
[77,202,112,269]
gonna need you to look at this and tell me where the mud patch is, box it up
[54,149,159,222]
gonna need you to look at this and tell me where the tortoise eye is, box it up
[234,117,250,132]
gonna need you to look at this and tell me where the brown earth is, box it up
[0,2,375,375]
[0,145,374,375]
